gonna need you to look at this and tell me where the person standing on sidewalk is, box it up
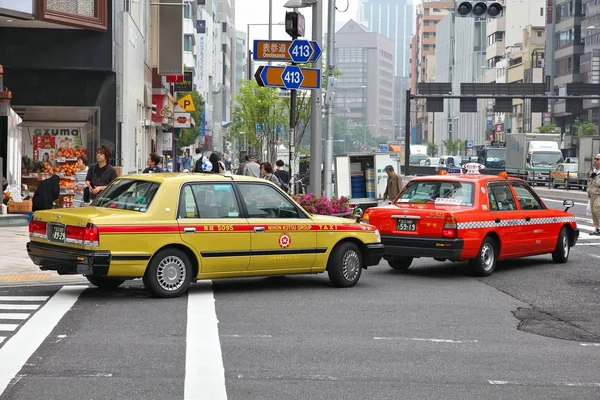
[86,146,118,202]
[587,153,600,235]
[383,165,402,202]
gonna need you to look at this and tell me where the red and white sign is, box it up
[278,233,291,249]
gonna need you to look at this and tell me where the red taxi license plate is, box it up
[396,219,416,232]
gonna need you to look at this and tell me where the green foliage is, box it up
[573,119,597,136]
[175,91,205,149]
[535,123,557,133]
[426,141,438,157]
[442,138,464,155]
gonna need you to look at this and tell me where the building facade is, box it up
[335,20,395,139]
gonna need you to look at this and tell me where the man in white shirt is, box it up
[243,156,261,178]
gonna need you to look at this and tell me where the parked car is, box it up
[27,174,384,297]
[361,172,578,276]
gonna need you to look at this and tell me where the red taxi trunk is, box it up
[367,204,461,239]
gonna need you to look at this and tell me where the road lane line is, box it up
[0,337,4,344]
[374,336,479,344]
[0,313,30,320]
[0,325,17,332]
[488,379,600,387]
[580,343,600,347]
[221,334,272,338]
[0,304,40,310]
[0,296,49,302]
[0,285,86,396]
[541,198,587,206]
[184,282,227,400]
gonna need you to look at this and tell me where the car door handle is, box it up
[183,227,196,233]
[525,216,531,222]
[253,227,265,232]
[494,218,501,223]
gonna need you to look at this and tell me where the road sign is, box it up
[255,66,321,90]
[379,145,389,152]
[288,39,313,63]
[466,140,473,149]
[177,94,195,112]
[252,40,322,63]
[174,112,191,128]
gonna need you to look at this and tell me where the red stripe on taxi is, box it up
[97,224,375,234]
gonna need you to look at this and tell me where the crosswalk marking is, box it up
[0,304,39,310]
[0,296,49,302]
[0,337,4,344]
[0,324,18,331]
[0,313,30,320]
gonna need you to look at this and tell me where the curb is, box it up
[0,273,87,287]
[533,187,588,203]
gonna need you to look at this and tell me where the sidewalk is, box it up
[0,226,85,286]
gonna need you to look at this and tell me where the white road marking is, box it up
[0,325,17,332]
[488,379,600,387]
[0,285,86,396]
[374,336,479,344]
[541,198,587,206]
[590,254,600,258]
[0,296,48,302]
[221,334,272,338]
[580,343,600,347]
[0,337,4,344]
[0,313,30,320]
[0,304,40,310]
[575,243,600,246]
[184,282,227,400]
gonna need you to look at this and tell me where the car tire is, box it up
[552,179,558,189]
[86,276,125,290]
[469,237,497,277]
[327,242,363,288]
[387,257,413,270]
[143,248,192,298]
[551,227,570,264]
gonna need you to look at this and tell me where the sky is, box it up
[235,0,361,45]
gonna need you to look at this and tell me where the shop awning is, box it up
[13,105,99,123]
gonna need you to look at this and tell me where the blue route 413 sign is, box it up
[282,65,304,90]
[288,39,313,63]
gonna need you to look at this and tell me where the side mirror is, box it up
[563,199,574,211]
[352,207,363,222]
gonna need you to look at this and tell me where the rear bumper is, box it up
[381,235,464,260]
[363,243,385,267]
[27,241,110,276]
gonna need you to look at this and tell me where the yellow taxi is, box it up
[26,174,384,297]
[550,163,578,188]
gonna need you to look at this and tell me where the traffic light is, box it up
[455,1,503,18]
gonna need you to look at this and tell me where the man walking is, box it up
[383,165,402,202]
[588,153,600,235]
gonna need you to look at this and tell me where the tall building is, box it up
[335,20,395,139]
[234,30,247,96]
[579,0,600,156]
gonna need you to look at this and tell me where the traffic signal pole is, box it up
[323,0,336,199]
[404,89,411,177]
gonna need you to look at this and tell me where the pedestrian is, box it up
[243,155,261,178]
[260,162,281,187]
[180,150,192,171]
[237,155,249,175]
[383,165,402,202]
[85,145,118,202]
[74,155,89,207]
[587,153,600,235]
[32,173,60,212]
[209,153,224,174]
[274,159,290,192]
[143,153,163,173]
[192,147,203,166]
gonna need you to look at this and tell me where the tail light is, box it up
[442,215,458,238]
[29,220,47,239]
[65,224,99,247]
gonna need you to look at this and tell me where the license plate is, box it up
[396,219,416,232]
[48,223,66,243]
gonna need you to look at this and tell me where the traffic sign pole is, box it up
[289,38,298,195]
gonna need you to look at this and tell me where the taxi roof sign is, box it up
[177,94,195,112]
[463,163,485,175]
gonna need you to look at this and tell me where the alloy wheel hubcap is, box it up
[481,244,494,271]
[157,255,186,291]
[342,250,360,281]
[562,235,569,257]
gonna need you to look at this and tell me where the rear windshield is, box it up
[564,164,578,172]
[92,179,160,212]
[396,180,475,206]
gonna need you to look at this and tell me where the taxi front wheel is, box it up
[469,237,497,277]
[327,242,363,288]
[143,248,192,298]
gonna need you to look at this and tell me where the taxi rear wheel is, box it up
[327,242,362,288]
[469,237,497,277]
[86,276,125,290]
[143,248,192,298]
[552,227,570,263]
[387,257,413,270]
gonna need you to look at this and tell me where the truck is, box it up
[334,152,400,210]
[505,133,564,185]
[576,135,600,190]
[477,147,506,172]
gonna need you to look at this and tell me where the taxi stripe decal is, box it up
[98,224,375,234]
[201,248,328,258]
[457,216,576,230]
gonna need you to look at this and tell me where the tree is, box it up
[426,141,438,157]
[535,123,557,133]
[573,119,597,136]
[176,91,205,149]
[442,138,462,155]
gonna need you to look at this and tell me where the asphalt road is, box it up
[0,194,599,399]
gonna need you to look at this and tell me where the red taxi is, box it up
[361,171,579,276]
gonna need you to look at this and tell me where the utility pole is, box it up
[323,0,336,198]
[309,0,323,195]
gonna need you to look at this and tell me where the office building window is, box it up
[184,35,194,52]
[184,3,192,19]
[39,0,108,31]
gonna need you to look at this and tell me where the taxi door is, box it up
[236,182,317,272]
[487,183,527,257]
[177,182,251,274]
[510,182,556,253]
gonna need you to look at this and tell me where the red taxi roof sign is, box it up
[464,163,485,175]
